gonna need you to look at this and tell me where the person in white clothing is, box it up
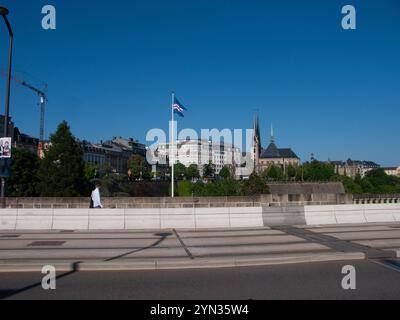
[91,182,103,208]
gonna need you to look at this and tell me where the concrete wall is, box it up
[262,203,400,226]
[1,203,399,230]
[268,182,345,194]
[4,193,352,210]
[262,206,306,226]
[0,207,264,231]
[304,203,400,225]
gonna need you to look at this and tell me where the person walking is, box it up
[90,182,103,208]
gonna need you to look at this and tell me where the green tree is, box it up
[241,173,270,196]
[286,164,297,181]
[360,179,374,194]
[37,121,86,196]
[97,162,113,177]
[186,164,200,180]
[174,163,187,180]
[333,175,363,194]
[217,179,241,195]
[6,148,39,197]
[203,161,216,178]
[177,180,193,196]
[302,161,335,181]
[218,165,232,180]
[128,155,151,180]
[354,173,362,185]
[263,165,284,181]
[100,173,125,197]
[84,163,98,181]
[363,169,400,194]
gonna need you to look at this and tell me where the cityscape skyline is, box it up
[0,0,399,166]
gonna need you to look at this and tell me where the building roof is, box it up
[260,142,299,159]
[382,167,398,171]
[330,159,380,168]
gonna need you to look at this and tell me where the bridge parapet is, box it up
[353,194,400,204]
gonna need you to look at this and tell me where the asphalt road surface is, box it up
[1,223,400,266]
[1,259,400,300]
[1,223,400,299]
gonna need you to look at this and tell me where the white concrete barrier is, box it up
[88,209,125,230]
[362,204,397,223]
[160,208,196,229]
[262,206,306,226]
[53,209,89,230]
[229,207,264,228]
[0,209,17,230]
[333,204,367,224]
[125,208,161,230]
[305,203,400,226]
[195,207,230,229]
[0,207,263,231]
[1,204,398,230]
[15,209,53,230]
[304,205,337,225]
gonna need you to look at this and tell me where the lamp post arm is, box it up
[2,14,13,37]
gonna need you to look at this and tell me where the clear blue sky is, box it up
[0,0,399,166]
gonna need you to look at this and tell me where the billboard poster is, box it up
[0,137,11,158]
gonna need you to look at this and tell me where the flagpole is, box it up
[171,92,175,198]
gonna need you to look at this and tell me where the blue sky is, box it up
[0,0,399,166]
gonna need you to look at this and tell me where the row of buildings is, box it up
[250,115,399,179]
[41,137,147,174]
[155,139,242,176]
[0,115,40,155]
[2,114,399,179]
[1,115,148,175]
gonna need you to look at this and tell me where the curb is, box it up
[0,252,366,273]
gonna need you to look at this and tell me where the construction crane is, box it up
[0,71,47,142]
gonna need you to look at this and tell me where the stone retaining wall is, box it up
[4,193,352,209]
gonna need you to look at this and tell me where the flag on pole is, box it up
[172,96,187,117]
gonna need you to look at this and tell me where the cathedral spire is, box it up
[252,114,261,173]
[270,124,275,144]
[253,114,261,150]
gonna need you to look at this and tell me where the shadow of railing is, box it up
[0,261,82,300]
[104,232,173,262]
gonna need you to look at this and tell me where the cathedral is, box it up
[252,116,300,174]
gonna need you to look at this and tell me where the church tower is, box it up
[270,124,275,144]
[252,115,261,173]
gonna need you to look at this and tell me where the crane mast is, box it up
[39,95,45,142]
[0,71,47,142]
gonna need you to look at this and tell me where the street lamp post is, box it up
[0,7,13,206]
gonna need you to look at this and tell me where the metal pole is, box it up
[171,92,175,198]
[0,10,13,207]
[3,30,12,137]
[39,94,45,142]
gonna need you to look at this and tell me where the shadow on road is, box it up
[105,232,173,262]
[0,261,82,300]
[0,232,173,299]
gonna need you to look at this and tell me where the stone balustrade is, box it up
[353,194,400,204]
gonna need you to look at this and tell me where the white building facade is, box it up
[156,139,242,176]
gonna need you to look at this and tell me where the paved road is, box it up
[0,223,399,270]
[1,223,400,299]
[1,259,400,299]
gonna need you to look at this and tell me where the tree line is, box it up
[7,121,400,197]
